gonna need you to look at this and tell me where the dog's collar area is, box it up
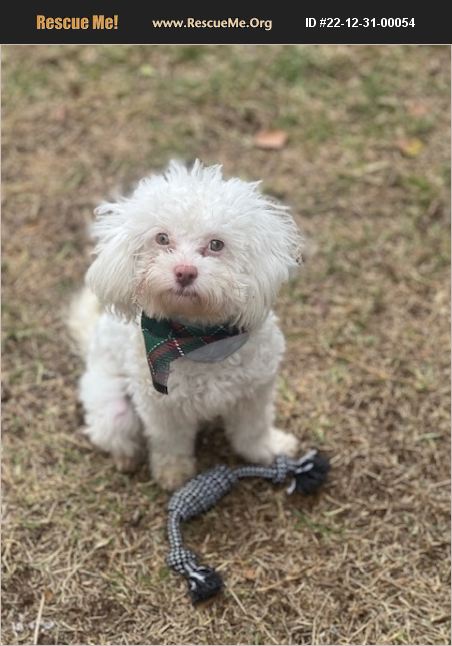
[141,312,249,394]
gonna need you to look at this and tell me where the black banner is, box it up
[1,3,451,44]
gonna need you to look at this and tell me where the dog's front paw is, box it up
[113,453,144,474]
[151,454,197,491]
[236,428,299,465]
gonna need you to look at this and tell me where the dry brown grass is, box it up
[1,45,450,645]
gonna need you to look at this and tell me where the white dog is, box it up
[70,161,303,490]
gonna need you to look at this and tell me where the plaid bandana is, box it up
[141,312,249,394]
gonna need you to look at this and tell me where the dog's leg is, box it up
[80,359,146,473]
[225,381,299,464]
[138,404,197,491]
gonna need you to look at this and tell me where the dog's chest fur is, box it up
[95,311,286,421]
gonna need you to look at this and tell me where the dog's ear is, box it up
[237,196,304,330]
[288,235,306,279]
[85,202,139,318]
[265,199,305,280]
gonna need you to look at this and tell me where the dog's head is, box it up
[87,160,303,329]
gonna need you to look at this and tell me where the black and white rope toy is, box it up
[166,449,330,604]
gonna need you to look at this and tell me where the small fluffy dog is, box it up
[70,161,303,490]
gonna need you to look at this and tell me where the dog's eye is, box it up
[156,232,170,245]
[209,239,224,252]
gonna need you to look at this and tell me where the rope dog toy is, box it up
[166,449,330,603]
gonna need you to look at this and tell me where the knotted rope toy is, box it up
[166,449,330,604]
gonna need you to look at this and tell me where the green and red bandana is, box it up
[141,312,249,394]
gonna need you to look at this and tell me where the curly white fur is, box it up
[71,161,304,490]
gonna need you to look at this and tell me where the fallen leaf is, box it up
[243,567,257,580]
[254,129,288,150]
[53,106,67,122]
[396,137,423,157]
[407,101,428,117]
[139,64,155,77]
[43,589,54,602]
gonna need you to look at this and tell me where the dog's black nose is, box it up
[174,264,198,287]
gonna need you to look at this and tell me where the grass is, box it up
[2,45,450,645]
